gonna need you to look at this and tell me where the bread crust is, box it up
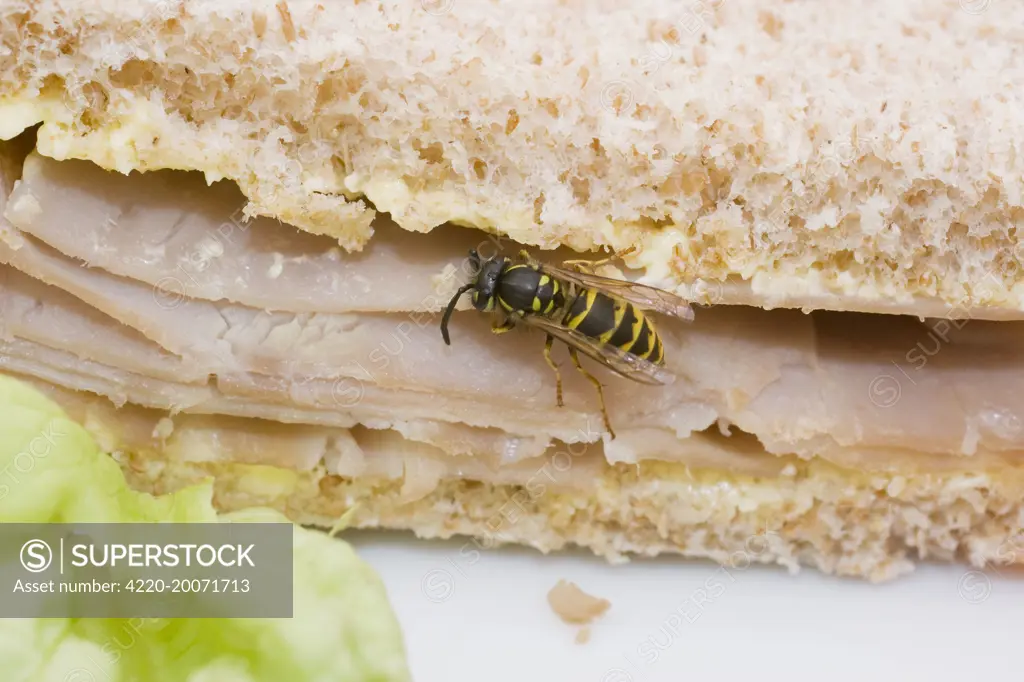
[119,445,1024,583]
[3,1,1024,316]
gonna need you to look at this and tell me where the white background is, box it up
[351,531,1019,682]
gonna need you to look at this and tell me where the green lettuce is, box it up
[0,375,410,682]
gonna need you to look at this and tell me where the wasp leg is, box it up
[569,347,615,439]
[563,256,615,273]
[564,246,637,273]
[543,334,564,408]
[491,318,515,335]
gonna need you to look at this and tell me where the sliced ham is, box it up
[0,266,208,383]
[8,230,1024,460]
[5,152,1024,468]
[4,151,507,313]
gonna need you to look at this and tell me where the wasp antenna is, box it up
[440,283,475,346]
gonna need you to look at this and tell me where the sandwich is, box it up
[2,0,1023,584]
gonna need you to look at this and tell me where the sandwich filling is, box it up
[3,147,1024,581]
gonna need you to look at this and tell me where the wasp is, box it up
[440,249,695,438]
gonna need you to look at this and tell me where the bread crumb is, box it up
[252,11,268,38]
[575,627,591,645]
[505,110,519,135]
[547,579,610,625]
[151,417,174,440]
[758,11,784,39]
[593,263,624,279]
[268,252,285,279]
[276,1,297,42]
[10,191,41,222]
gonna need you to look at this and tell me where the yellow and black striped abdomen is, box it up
[563,289,665,365]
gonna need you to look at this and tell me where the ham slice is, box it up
[4,151,505,313]
[5,151,1024,472]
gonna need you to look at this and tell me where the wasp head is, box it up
[441,248,505,346]
[469,250,504,311]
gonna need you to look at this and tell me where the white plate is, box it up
[350,530,1019,682]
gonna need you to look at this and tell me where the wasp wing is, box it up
[517,313,676,386]
[520,255,696,321]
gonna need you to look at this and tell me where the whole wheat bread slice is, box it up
[1,0,1023,317]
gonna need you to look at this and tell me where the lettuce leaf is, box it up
[0,375,410,682]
